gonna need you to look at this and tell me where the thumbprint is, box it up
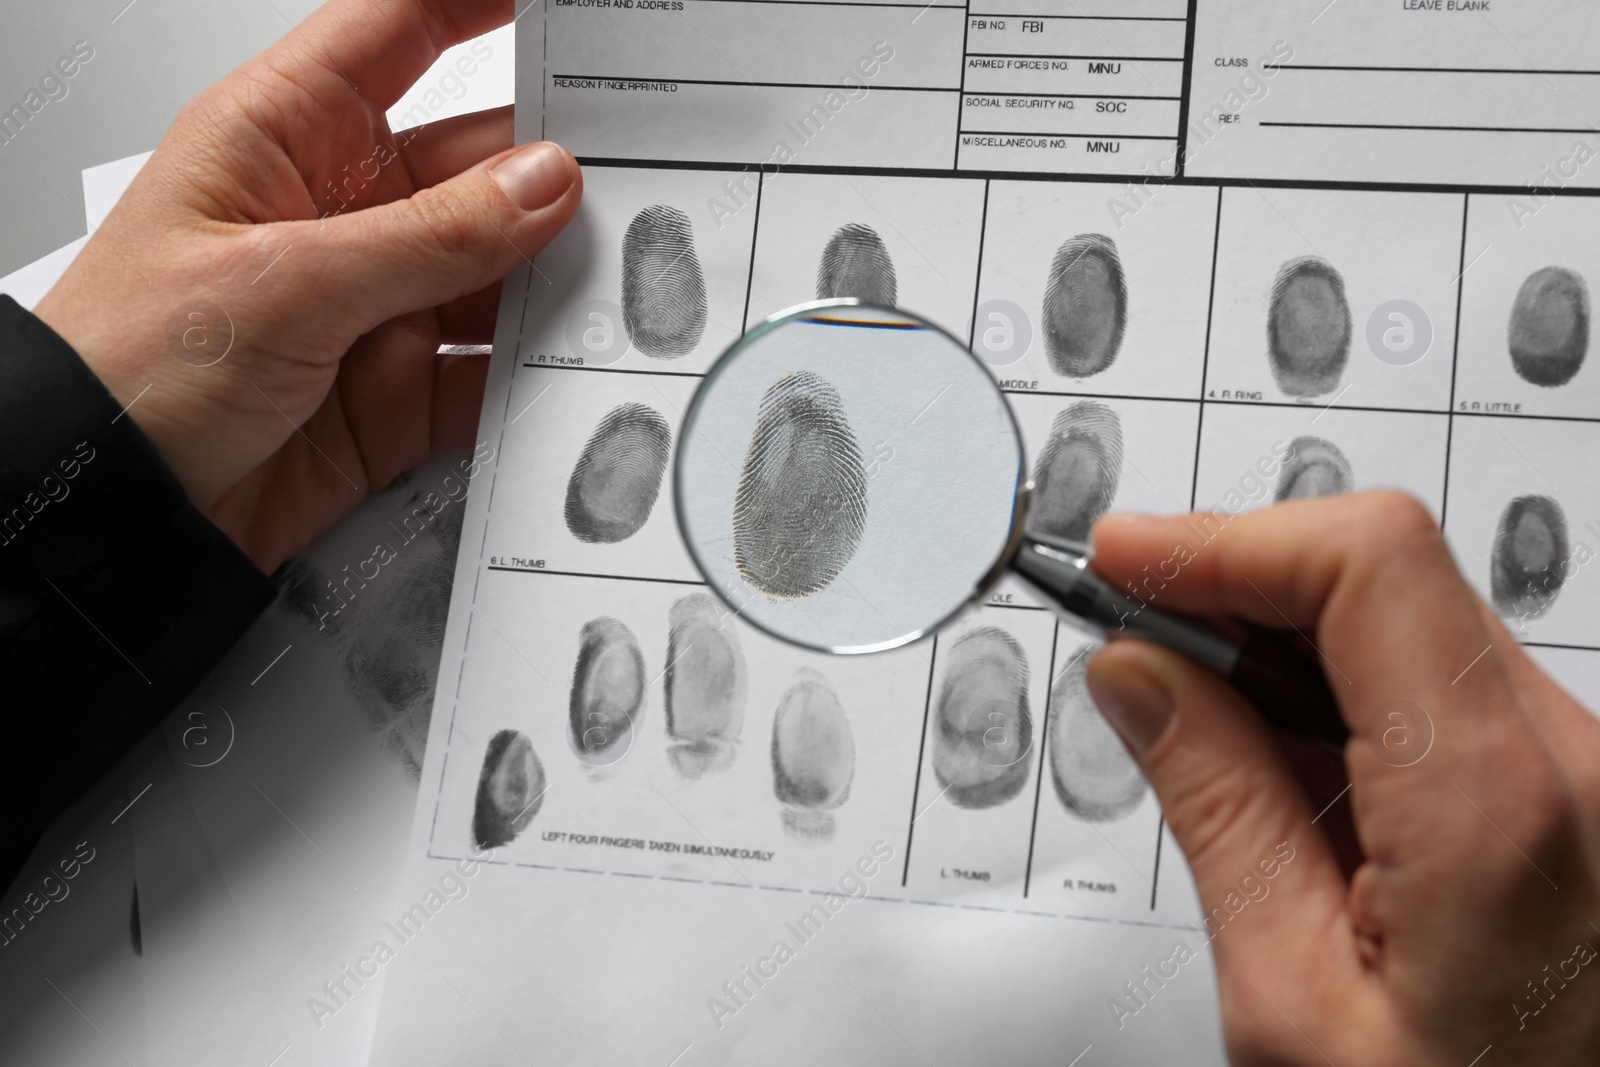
[771,668,855,841]
[1508,267,1589,388]
[1267,256,1351,399]
[817,223,897,305]
[1029,400,1123,542]
[930,628,1032,810]
[733,371,869,597]
[1042,234,1127,378]
[1049,654,1147,821]
[622,205,708,358]
[1275,436,1354,501]
[664,594,748,779]
[570,617,647,766]
[1490,495,1569,621]
[472,729,547,849]
[564,403,673,544]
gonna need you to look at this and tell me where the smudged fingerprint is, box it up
[664,594,748,779]
[569,617,647,766]
[931,628,1032,810]
[1267,256,1351,399]
[472,730,547,849]
[771,668,855,841]
[1490,495,1569,621]
[1049,653,1147,821]
[564,403,672,544]
[816,223,897,305]
[1029,400,1123,542]
[1275,436,1354,501]
[1042,234,1127,378]
[734,371,869,597]
[621,205,708,358]
[1508,267,1589,387]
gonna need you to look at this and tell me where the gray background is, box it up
[0,0,319,275]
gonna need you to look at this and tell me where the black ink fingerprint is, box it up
[129,884,141,956]
[564,403,672,544]
[569,616,646,765]
[1029,400,1123,542]
[1267,256,1351,399]
[472,729,547,849]
[816,223,897,305]
[1275,436,1354,501]
[1490,495,1569,620]
[771,668,855,841]
[665,593,748,779]
[733,371,869,597]
[1508,267,1589,388]
[1049,653,1147,821]
[622,205,708,358]
[931,628,1032,810]
[1042,234,1127,378]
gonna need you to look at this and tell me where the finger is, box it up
[397,106,514,188]
[337,316,441,491]
[437,283,502,345]
[263,0,511,112]
[298,141,581,333]
[1084,640,1349,974]
[433,349,491,453]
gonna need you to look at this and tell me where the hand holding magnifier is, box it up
[674,300,1348,751]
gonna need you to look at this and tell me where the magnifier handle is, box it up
[1011,536,1350,751]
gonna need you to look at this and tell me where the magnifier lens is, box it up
[675,302,1024,653]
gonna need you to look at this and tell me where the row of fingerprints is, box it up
[518,166,1600,419]
[462,588,1162,911]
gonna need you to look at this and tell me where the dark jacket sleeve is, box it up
[0,295,275,890]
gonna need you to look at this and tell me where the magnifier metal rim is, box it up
[672,297,1027,656]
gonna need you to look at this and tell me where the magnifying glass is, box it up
[674,299,1348,750]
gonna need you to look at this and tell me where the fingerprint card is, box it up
[1206,187,1461,413]
[1456,193,1600,420]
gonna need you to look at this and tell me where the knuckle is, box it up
[405,186,490,263]
[1355,490,1438,545]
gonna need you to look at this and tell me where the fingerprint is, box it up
[1490,495,1569,621]
[771,668,855,841]
[1049,653,1147,821]
[733,371,869,597]
[569,616,646,765]
[1042,234,1127,378]
[1274,436,1354,501]
[930,628,1031,810]
[1029,400,1123,542]
[816,223,897,305]
[664,593,748,779]
[564,403,672,544]
[621,205,708,358]
[472,729,547,849]
[1508,266,1589,388]
[1267,256,1351,399]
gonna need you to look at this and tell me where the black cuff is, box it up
[0,295,275,890]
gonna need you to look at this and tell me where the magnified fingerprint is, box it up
[771,668,855,841]
[1490,495,1569,620]
[734,371,869,597]
[1508,267,1589,387]
[931,628,1032,810]
[1049,653,1147,821]
[564,403,673,544]
[1042,234,1127,378]
[1275,436,1354,501]
[568,616,646,766]
[664,594,748,779]
[1029,401,1123,542]
[816,223,897,305]
[1267,256,1351,399]
[472,729,547,849]
[621,205,708,358]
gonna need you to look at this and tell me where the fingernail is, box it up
[1087,662,1173,754]
[491,142,574,212]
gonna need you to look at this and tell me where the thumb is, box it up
[310,141,581,329]
[1085,639,1345,958]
